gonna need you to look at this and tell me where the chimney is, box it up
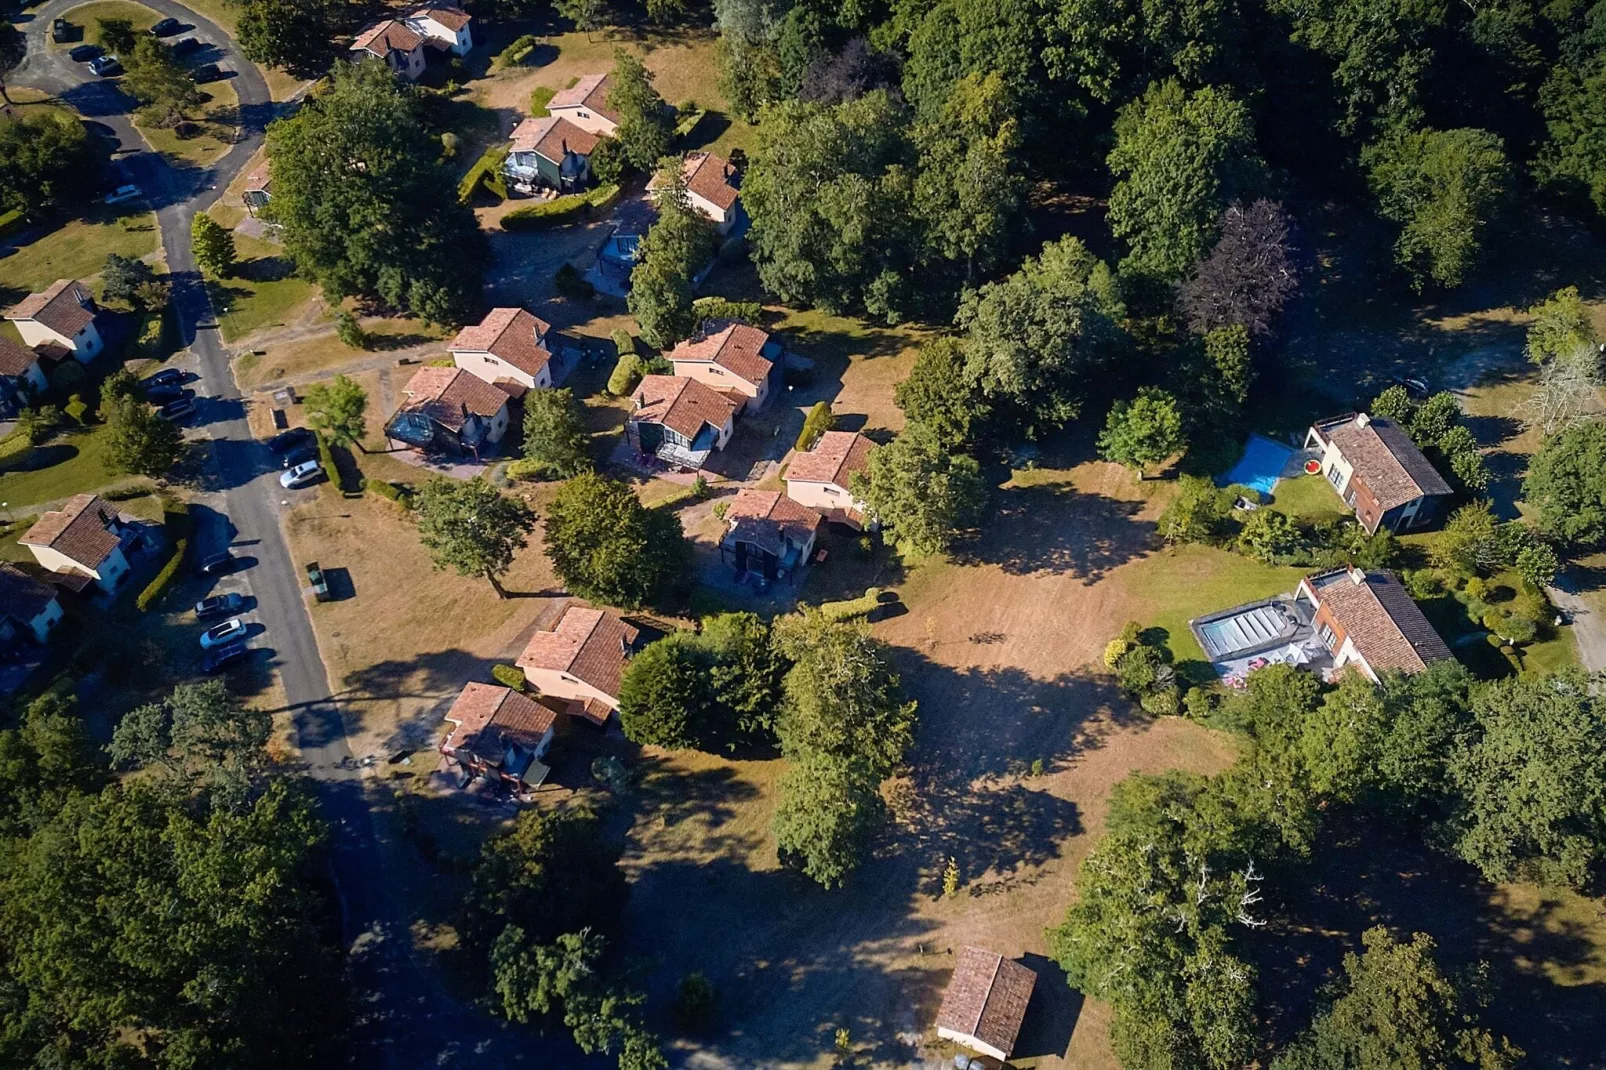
[1354,412,1370,428]
[1349,566,1366,585]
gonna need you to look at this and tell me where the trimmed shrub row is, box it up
[692,296,762,327]
[795,401,833,453]
[365,477,412,506]
[818,587,882,623]
[315,432,360,496]
[457,145,510,204]
[135,497,192,612]
[501,184,621,231]
[495,33,539,67]
[607,332,642,395]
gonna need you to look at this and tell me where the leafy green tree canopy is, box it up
[413,477,537,596]
[303,373,367,448]
[522,387,593,478]
[543,472,689,608]
[853,420,986,557]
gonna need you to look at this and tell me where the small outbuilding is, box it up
[934,947,1038,1063]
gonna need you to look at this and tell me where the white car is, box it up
[104,184,141,205]
[199,617,247,649]
[280,460,322,488]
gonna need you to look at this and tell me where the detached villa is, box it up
[648,151,745,234]
[0,564,64,647]
[384,366,510,458]
[627,374,739,471]
[934,947,1039,1063]
[349,4,472,79]
[450,307,561,392]
[720,489,822,582]
[19,494,148,593]
[1305,412,1453,534]
[786,430,876,527]
[5,280,102,362]
[516,605,642,726]
[1190,566,1454,687]
[0,337,49,419]
[546,73,619,136]
[666,321,780,410]
[503,115,600,193]
[438,682,563,795]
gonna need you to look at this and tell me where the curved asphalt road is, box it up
[11,7,537,1065]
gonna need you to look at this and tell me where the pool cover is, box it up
[1219,434,1295,497]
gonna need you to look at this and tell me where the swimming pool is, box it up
[1218,434,1295,496]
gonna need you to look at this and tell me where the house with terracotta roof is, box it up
[546,73,619,136]
[666,321,779,410]
[19,494,143,592]
[439,682,563,794]
[934,947,1038,1062]
[648,151,745,234]
[504,114,601,192]
[627,374,739,471]
[349,19,428,79]
[515,605,642,726]
[0,564,65,646]
[1297,567,1454,683]
[403,5,473,54]
[384,366,510,457]
[5,280,102,362]
[785,430,876,527]
[450,307,559,391]
[0,336,49,419]
[1305,412,1454,534]
[720,489,822,581]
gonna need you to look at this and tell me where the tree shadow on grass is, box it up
[0,442,78,475]
[954,479,1155,583]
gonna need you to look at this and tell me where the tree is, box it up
[1524,418,1606,545]
[1237,508,1301,562]
[773,751,885,888]
[101,253,156,307]
[543,472,689,607]
[1098,388,1186,477]
[1177,200,1300,337]
[0,110,100,216]
[1106,80,1267,283]
[522,388,592,478]
[1362,126,1512,291]
[237,0,334,74]
[617,635,714,749]
[0,691,102,837]
[895,337,986,447]
[1525,286,1598,365]
[266,60,485,325]
[956,236,1122,433]
[1521,342,1602,435]
[191,214,237,277]
[1273,927,1520,1070]
[0,21,25,109]
[557,0,605,38]
[97,17,137,55]
[1446,670,1606,889]
[102,394,184,477]
[413,477,537,596]
[108,680,272,805]
[608,51,674,172]
[1537,58,1606,221]
[628,166,719,348]
[301,374,366,448]
[1159,474,1235,544]
[123,36,204,129]
[853,421,986,556]
[700,611,785,737]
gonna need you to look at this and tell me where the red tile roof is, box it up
[725,489,822,559]
[6,280,95,340]
[567,696,614,727]
[441,682,558,763]
[631,375,738,440]
[350,19,424,56]
[20,494,121,570]
[450,307,554,378]
[408,4,471,30]
[1310,568,1454,675]
[508,115,601,164]
[397,366,507,432]
[549,73,619,126]
[0,563,59,624]
[786,430,875,489]
[516,605,640,700]
[0,336,41,378]
[667,322,775,389]
[1312,413,1453,510]
[683,151,740,210]
[935,948,1037,1058]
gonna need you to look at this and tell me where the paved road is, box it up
[12,8,537,1066]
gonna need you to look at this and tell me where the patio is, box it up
[1188,593,1334,688]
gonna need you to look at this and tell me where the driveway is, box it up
[13,6,545,1065]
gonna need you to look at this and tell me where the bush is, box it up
[316,431,358,495]
[100,483,154,501]
[504,457,555,482]
[365,477,412,506]
[529,85,556,116]
[795,401,834,453]
[500,184,621,230]
[491,664,527,690]
[16,406,62,444]
[456,144,510,204]
[673,972,717,1033]
[692,296,763,328]
[817,588,882,622]
[607,349,643,397]
[134,308,173,361]
[64,394,89,425]
[691,473,709,499]
[335,310,367,349]
[135,498,191,612]
[50,360,85,392]
[439,131,459,160]
[495,33,539,67]
[554,262,594,300]
[1402,568,1446,600]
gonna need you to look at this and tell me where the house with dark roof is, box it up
[504,115,601,193]
[1298,567,1454,683]
[546,73,619,136]
[19,494,144,592]
[666,322,780,410]
[450,307,558,391]
[0,564,64,646]
[0,336,50,419]
[1306,412,1454,534]
[349,19,428,78]
[934,947,1038,1062]
[720,489,822,581]
[515,605,642,726]
[438,682,563,794]
[648,151,745,234]
[785,430,876,527]
[5,280,102,362]
[384,366,510,458]
[627,374,739,471]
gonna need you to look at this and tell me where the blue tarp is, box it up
[1218,434,1294,496]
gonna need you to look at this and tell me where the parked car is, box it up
[200,617,247,650]
[158,397,196,421]
[51,17,72,42]
[89,55,122,76]
[171,36,202,56]
[195,592,245,620]
[191,63,223,83]
[144,368,185,388]
[68,43,102,61]
[281,460,323,489]
[103,184,142,205]
[1392,375,1431,401]
[201,640,249,673]
[150,16,181,35]
[145,383,191,404]
[196,551,235,577]
[268,427,314,454]
[306,561,330,602]
[281,444,318,469]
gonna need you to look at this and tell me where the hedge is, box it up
[135,498,192,612]
[315,431,360,496]
[134,307,174,361]
[501,184,621,231]
[674,108,706,140]
[495,33,538,67]
[491,664,526,690]
[795,401,834,453]
[606,354,642,396]
[101,483,155,501]
[692,297,762,327]
[457,145,510,204]
[819,588,881,623]
[365,477,412,506]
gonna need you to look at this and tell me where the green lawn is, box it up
[138,77,239,170]
[56,0,160,46]
[211,233,318,341]
[0,428,131,510]
[0,211,160,299]
[1268,473,1350,522]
